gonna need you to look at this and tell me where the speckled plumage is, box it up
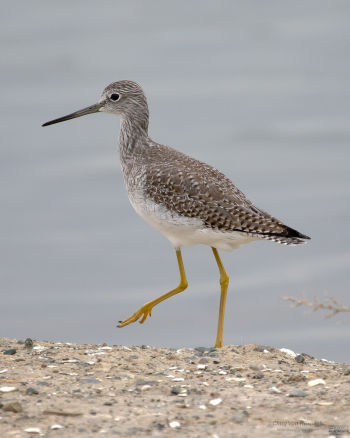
[106,81,310,250]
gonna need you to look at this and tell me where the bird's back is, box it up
[122,140,310,248]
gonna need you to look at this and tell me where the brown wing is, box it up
[144,145,310,243]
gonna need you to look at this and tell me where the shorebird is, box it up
[42,80,310,348]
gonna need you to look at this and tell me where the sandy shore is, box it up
[0,337,349,437]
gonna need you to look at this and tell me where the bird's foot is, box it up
[117,302,153,328]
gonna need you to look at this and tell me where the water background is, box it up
[1,1,349,362]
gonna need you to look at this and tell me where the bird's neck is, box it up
[119,112,149,159]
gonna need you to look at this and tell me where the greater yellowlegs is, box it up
[42,80,310,348]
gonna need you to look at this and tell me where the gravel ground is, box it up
[0,337,349,438]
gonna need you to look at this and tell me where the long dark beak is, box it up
[42,102,103,127]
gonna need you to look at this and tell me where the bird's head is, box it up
[42,80,148,127]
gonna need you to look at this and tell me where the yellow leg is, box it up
[212,247,229,348]
[118,249,188,328]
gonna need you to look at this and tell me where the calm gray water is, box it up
[1,1,349,362]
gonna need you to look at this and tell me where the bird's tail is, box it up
[254,226,311,246]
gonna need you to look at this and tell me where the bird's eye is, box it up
[110,93,120,101]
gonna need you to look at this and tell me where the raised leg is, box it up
[211,247,229,348]
[118,249,188,328]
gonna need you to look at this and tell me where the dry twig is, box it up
[284,294,350,320]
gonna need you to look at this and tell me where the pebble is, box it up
[26,387,39,395]
[3,401,23,413]
[37,381,50,386]
[253,372,264,379]
[81,378,100,383]
[195,347,208,353]
[51,424,64,430]
[308,378,326,387]
[270,386,282,394]
[171,386,181,395]
[3,348,17,355]
[197,364,207,370]
[136,380,158,386]
[280,348,297,358]
[24,427,41,434]
[209,398,222,406]
[253,345,271,352]
[0,386,17,393]
[169,421,180,428]
[295,354,305,363]
[24,338,34,348]
[288,389,307,397]
[198,358,209,364]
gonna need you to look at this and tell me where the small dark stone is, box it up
[343,368,350,376]
[155,423,165,430]
[3,348,17,355]
[24,338,33,348]
[37,381,50,386]
[253,372,264,379]
[288,389,307,398]
[103,401,113,406]
[135,380,158,386]
[213,360,220,364]
[81,378,100,384]
[195,347,208,353]
[253,345,271,352]
[90,410,97,415]
[301,352,314,359]
[198,358,209,364]
[17,340,25,345]
[171,386,181,395]
[26,387,39,395]
[295,354,305,363]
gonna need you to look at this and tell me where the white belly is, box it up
[128,192,256,251]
